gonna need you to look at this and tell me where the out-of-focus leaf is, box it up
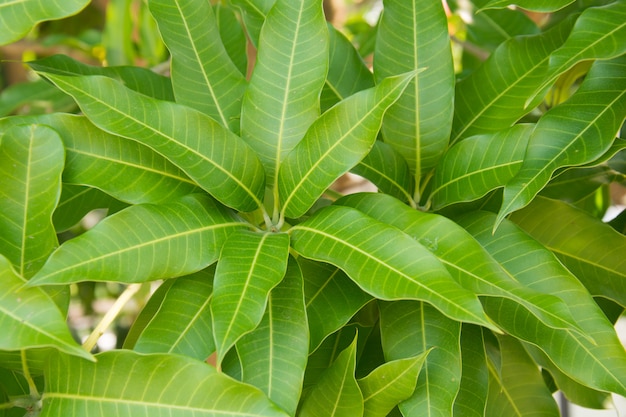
[480,0,575,12]
[540,166,615,203]
[103,0,135,65]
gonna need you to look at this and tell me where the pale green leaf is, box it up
[34,73,266,212]
[511,196,626,307]
[102,0,135,66]
[229,0,276,47]
[380,301,462,417]
[241,0,328,187]
[212,230,290,364]
[358,352,429,417]
[375,0,454,186]
[29,194,246,285]
[290,205,496,330]
[453,325,488,417]
[0,255,91,361]
[0,0,89,45]
[430,124,533,210]
[0,124,63,278]
[299,334,363,417]
[237,257,308,416]
[149,0,246,131]
[497,56,626,225]
[480,0,575,12]
[40,350,289,417]
[279,72,416,219]
[215,4,248,76]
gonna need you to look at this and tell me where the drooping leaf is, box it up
[279,72,416,219]
[241,0,328,187]
[214,4,248,76]
[375,0,454,188]
[30,194,246,286]
[480,0,575,12]
[290,205,496,330]
[453,325,488,417]
[34,72,266,212]
[229,0,276,47]
[0,0,89,45]
[0,124,63,278]
[299,334,363,417]
[40,351,289,417]
[237,257,308,416]
[380,301,462,417]
[211,230,290,364]
[148,0,247,131]
[0,255,91,361]
[497,56,626,225]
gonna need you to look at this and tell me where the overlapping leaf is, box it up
[34,73,265,212]
[480,0,574,12]
[289,205,496,329]
[0,79,74,117]
[29,194,246,285]
[214,4,248,76]
[41,351,289,417]
[497,56,626,225]
[149,0,246,131]
[466,4,539,50]
[52,185,127,233]
[0,124,63,278]
[229,0,276,47]
[279,72,416,219]
[453,325,488,417]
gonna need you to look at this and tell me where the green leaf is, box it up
[40,350,289,417]
[279,72,417,219]
[0,79,74,117]
[290,205,496,330]
[300,257,373,352]
[241,0,328,187]
[237,257,308,416]
[53,185,127,233]
[453,325,488,417]
[148,0,246,131]
[497,56,626,225]
[375,0,454,186]
[211,230,290,364]
[358,352,429,417]
[30,194,246,285]
[35,73,266,212]
[0,0,89,45]
[380,301,462,417]
[467,7,539,50]
[132,267,216,361]
[480,0,575,12]
[0,124,63,278]
[430,124,533,210]
[229,0,276,47]
[511,196,626,307]
[299,334,363,417]
[214,4,248,76]
[0,255,91,361]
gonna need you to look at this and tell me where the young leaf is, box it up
[41,351,289,417]
[0,124,63,278]
[290,205,497,330]
[279,72,417,219]
[497,56,626,225]
[211,230,290,364]
[241,0,328,186]
[0,255,91,361]
[34,73,266,212]
[299,334,363,417]
[29,194,246,286]
[237,257,308,416]
[148,0,247,131]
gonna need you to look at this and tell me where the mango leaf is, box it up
[0,255,91,361]
[0,79,74,117]
[29,194,246,286]
[214,4,248,76]
[229,0,276,47]
[358,351,429,417]
[467,7,539,50]
[430,124,533,210]
[241,0,328,187]
[511,197,626,307]
[211,230,290,364]
[290,205,496,330]
[149,0,246,132]
[540,165,616,203]
[279,72,416,219]
[53,185,126,233]
[102,0,135,66]
[456,211,626,396]
[237,257,308,416]
[299,334,362,417]
[380,301,462,417]
[0,0,89,45]
[301,257,373,352]
[40,350,289,417]
[497,56,626,225]
[0,124,63,278]
[132,267,216,361]
[453,325,488,417]
[375,0,454,186]
[34,72,266,212]
[0,114,199,205]
[480,0,575,12]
